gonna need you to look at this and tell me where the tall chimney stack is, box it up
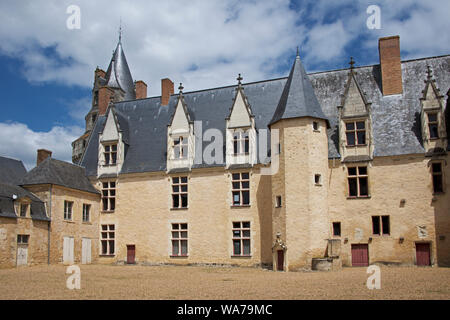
[161,78,174,105]
[37,149,52,166]
[98,86,114,115]
[378,35,403,96]
[135,80,147,99]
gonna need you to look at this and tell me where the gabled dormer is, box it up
[97,105,128,178]
[167,84,195,173]
[226,74,257,169]
[338,58,373,163]
[420,66,448,154]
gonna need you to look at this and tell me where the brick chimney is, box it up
[135,80,147,99]
[98,86,115,115]
[37,149,52,166]
[378,35,403,96]
[161,78,174,105]
[95,67,106,80]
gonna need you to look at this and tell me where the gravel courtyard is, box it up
[0,264,449,300]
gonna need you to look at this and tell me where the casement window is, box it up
[17,234,29,244]
[64,201,73,221]
[232,221,251,256]
[314,174,322,185]
[100,224,115,255]
[348,166,369,197]
[432,162,444,193]
[173,136,188,159]
[275,196,282,208]
[427,113,439,139]
[372,216,390,235]
[232,172,250,206]
[333,222,341,237]
[19,203,28,217]
[232,131,249,155]
[103,144,118,165]
[171,223,188,256]
[172,177,188,208]
[345,121,366,146]
[102,181,116,212]
[82,204,90,222]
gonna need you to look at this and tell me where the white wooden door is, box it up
[17,245,28,266]
[82,238,91,264]
[63,237,74,264]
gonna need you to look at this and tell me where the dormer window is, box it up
[173,136,188,159]
[232,130,249,155]
[104,143,117,165]
[19,203,28,217]
[427,113,439,139]
[345,121,366,146]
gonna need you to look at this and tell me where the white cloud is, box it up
[0,122,83,170]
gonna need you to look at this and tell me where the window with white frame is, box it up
[232,130,249,155]
[172,177,188,208]
[102,181,116,212]
[171,223,188,256]
[232,221,251,256]
[64,200,73,221]
[101,224,115,255]
[173,136,188,159]
[103,143,118,165]
[232,172,250,206]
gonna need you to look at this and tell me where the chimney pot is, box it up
[37,149,52,166]
[135,80,148,99]
[161,78,174,105]
[378,35,403,96]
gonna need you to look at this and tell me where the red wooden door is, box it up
[277,250,284,271]
[416,243,431,266]
[127,245,135,264]
[351,244,369,266]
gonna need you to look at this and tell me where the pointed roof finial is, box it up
[178,83,184,93]
[119,18,122,43]
[296,46,299,57]
[349,57,355,70]
[237,73,243,86]
[426,65,433,80]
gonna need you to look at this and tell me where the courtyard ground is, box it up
[0,264,449,300]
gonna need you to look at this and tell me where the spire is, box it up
[118,19,122,43]
[178,83,184,94]
[237,73,243,87]
[104,31,135,101]
[269,51,329,127]
[349,57,355,71]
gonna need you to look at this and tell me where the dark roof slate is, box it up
[269,54,329,126]
[0,183,49,221]
[0,156,27,185]
[81,55,450,176]
[20,158,99,194]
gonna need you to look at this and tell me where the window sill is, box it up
[99,254,115,257]
[345,144,367,148]
[347,195,371,200]
[102,164,118,167]
[170,255,189,258]
[101,210,115,214]
[63,220,75,223]
[315,183,322,187]
[275,206,282,208]
[313,130,321,133]
[170,207,189,211]
[230,205,251,208]
[82,221,92,225]
[231,255,252,258]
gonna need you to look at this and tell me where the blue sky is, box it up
[0,0,449,169]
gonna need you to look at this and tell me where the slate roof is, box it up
[20,158,99,194]
[104,40,135,101]
[0,183,49,221]
[81,55,450,176]
[0,156,27,185]
[270,53,329,126]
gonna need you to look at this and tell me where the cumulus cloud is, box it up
[0,122,82,170]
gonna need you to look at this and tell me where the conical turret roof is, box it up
[105,39,135,101]
[269,52,328,126]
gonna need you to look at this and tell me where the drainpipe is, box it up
[47,185,52,265]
